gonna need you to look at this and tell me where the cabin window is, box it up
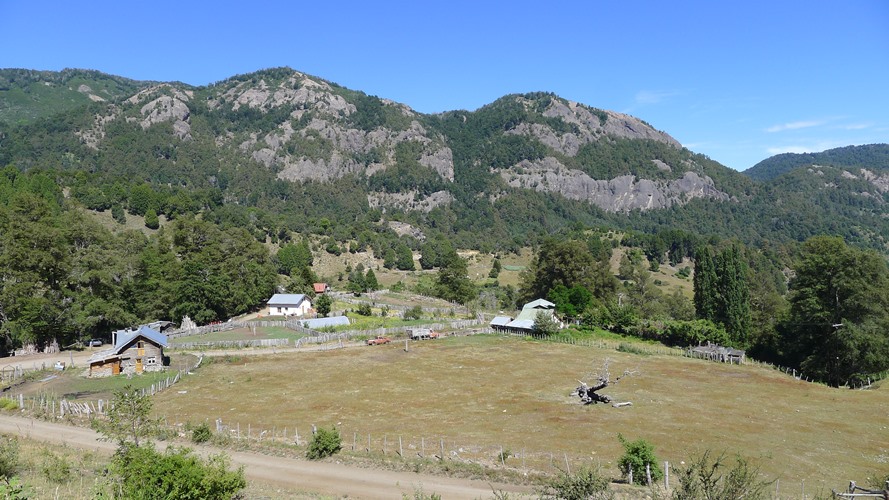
[146,356,157,365]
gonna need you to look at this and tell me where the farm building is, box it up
[490,299,561,334]
[88,324,168,377]
[267,293,313,317]
[688,342,746,364]
[313,282,330,294]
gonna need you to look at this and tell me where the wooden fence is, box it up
[168,338,290,351]
[178,415,830,498]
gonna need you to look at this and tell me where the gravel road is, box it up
[0,414,533,499]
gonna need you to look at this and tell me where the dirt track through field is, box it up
[0,414,532,499]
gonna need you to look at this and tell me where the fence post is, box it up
[399,436,403,457]
[646,462,652,486]
[665,461,669,490]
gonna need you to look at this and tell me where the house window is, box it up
[277,307,283,313]
[146,357,157,366]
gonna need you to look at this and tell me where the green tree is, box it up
[779,236,889,386]
[91,385,159,447]
[532,310,559,336]
[315,294,332,317]
[306,427,342,460]
[693,246,719,321]
[488,257,502,279]
[364,269,379,291]
[111,204,126,224]
[715,245,751,347]
[434,253,476,304]
[144,208,159,230]
[520,238,617,304]
[617,434,663,483]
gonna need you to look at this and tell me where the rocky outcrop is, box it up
[368,190,455,213]
[505,97,681,157]
[498,156,730,212]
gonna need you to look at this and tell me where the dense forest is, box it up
[1,67,888,385]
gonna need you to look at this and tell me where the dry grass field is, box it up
[152,335,889,493]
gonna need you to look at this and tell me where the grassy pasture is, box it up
[152,335,889,491]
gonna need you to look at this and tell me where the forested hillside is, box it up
[743,143,889,181]
[1,66,888,385]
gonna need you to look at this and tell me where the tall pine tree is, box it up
[716,245,751,347]
[693,246,719,321]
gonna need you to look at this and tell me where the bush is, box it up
[40,451,71,483]
[617,434,662,484]
[191,422,212,444]
[306,427,342,460]
[538,465,613,500]
[672,450,772,500]
[403,305,423,321]
[0,399,18,411]
[356,304,373,316]
[109,444,246,500]
[0,435,19,478]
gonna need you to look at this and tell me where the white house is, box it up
[267,293,313,317]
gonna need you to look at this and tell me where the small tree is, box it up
[306,426,342,460]
[403,305,423,321]
[91,385,159,447]
[532,311,559,336]
[315,294,332,317]
[144,208,160,230]
[617,434,662,484]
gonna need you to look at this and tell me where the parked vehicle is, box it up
[409,329,439,340]
[366,335,391,345]
[88,339,103,347]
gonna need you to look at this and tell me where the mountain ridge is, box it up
[1,66,888,252]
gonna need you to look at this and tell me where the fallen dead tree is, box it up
[833,480,889,499]
[573,359,636,406]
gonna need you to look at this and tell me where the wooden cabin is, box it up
[88,325,168,377]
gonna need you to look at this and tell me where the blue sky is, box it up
[2,1,887,171]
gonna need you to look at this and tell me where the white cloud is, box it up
[634,90,679,105]
[765,120,825,133]
[841,123,872,130]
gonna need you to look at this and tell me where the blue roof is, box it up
[267,293,308,306]
[114,325,168,352]
[300,316,350,329]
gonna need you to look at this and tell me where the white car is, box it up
[88,339,103,347]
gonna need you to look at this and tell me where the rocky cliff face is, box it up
[65,68,735,214]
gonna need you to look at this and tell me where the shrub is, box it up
[306,427,342,460]
[0,399,18,411]
[356,304,373,316]
[0,435,19,478]
[617,434,662,483]
[40,451,71,483]
[191,422,212,444]
[671,450,772,500]
[538,465,613,500]
[403,305,423,321]
[109,444,246,500]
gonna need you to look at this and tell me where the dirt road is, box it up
[0,414,533,499]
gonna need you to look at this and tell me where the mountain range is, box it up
[1,67,888,252]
